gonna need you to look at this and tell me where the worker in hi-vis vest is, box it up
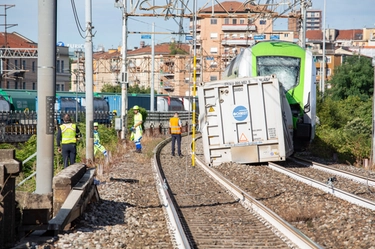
[93,122,108,157]
[169,112,183,157]
[131,105,143,153]
[57,114,81,168]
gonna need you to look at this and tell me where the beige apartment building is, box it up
[191,1,294,82]
[74,43,191,96]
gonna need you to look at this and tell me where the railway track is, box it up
[155,135,375,248]
[21,134,375,248]
[154,136,322,248]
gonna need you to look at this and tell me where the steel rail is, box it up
[194,156,323,249]
[291,156,375,187]
[152,137,191,249]
[268,162,375,211]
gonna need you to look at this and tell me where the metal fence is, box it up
[0,111,198,143]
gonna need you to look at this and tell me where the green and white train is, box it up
[223,40,317,147]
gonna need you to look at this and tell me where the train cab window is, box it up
[256,56,300,91]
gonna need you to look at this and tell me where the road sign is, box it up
[185,35,193,41]
[270,35,280,40]
[206,56,214,60]
[254,35,265,41]
[141,35,151,39]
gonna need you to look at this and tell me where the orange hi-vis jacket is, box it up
[170,117,181,134]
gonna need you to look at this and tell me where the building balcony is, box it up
[189,25,201,31]
[222,24,256,31]
[221,38,256,46]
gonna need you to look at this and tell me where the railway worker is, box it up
[131,105,143,153]
[93,122,108,158]
[111,110,117,128]
[169,112,183,157]
[57,114,81,168]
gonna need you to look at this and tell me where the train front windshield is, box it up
[257,56,300,91]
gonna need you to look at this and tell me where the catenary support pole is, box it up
[191,0,197,167]
[85,0,94,161]
[322,0,326,96]
[151,22,155,111]
[35,0,57,194]
[120,0,128,140]
[372,57,375,166]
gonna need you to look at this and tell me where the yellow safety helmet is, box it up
[113,110,117,114]
[133,105,139,110]
[94,122,99,127]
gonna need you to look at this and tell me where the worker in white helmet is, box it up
[93,122,108,157]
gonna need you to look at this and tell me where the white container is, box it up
[198,75,294,166]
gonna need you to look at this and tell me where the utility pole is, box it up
[372,56,375,166]
[322,0,326,96]
[115,0,128,140]
[35,0,57,194]
[85,0,94,161]
[74,49,83,123]
[151,22,155,111]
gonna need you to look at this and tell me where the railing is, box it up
[0,111,198,142]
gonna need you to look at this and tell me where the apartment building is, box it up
[190,1,294,82]
[0,32,70,90]
[75,42,191,96]
[305,28,375,84]
[127,42,191,96]
[288,8,322,32]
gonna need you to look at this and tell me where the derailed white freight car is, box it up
[198,75,294,166]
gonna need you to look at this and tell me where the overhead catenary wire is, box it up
[70,0,87,39]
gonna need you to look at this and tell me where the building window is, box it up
[57,60,60,73]
[22,60,26,70]
[232,19,237,25]
[327,68,331,76]
[210,75,217,81]
[260,19,266,25]
[210,33,218,39]
[23,82,26,89]
[15,59,18,69]
[224,18,229,24]
[56,84,60,91]
[211,19,217,25]
[15,82,18,89]
[240,19,245,24]
[6,81,9,88]
[32,61,35,72]
[61,60,64,73]
[210,62,218,68]
[32,82,36,90]
[210,47,218,54]
[61,84,65,91]
[326,56,331,63]
[284,33,289,37]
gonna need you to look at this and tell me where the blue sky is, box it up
[4,0,374,51]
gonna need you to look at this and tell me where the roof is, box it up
[0,32,37,48]
[127,43,190,56]
[306,29,364,41]
[199,1,270,14]
[93,50,121,60]
[336,29,363,40]
[306,30,323,41]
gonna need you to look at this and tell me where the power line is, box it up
[70,0,87,39]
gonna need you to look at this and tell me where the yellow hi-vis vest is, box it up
[60,123,77,144]
[170,117,181,134]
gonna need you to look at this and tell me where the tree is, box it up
[327,55,374,100]
[101,83,156,94]
[101,83,121,93]
[169,42,188,55]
